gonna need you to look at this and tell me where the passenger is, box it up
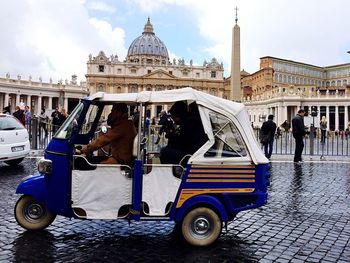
[78,103,137,165]
[160,101,208,165]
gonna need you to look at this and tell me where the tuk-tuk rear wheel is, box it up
[181,207,222,246]
[15,195,56,230]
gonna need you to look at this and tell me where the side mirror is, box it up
[101,126,107,134]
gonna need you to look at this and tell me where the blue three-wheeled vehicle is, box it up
[14,88,270,246]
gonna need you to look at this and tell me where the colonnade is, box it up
[265,105,350,131]
[0,92,69,116]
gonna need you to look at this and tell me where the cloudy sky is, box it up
[1,0,350,83]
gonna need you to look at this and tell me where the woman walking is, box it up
[320,116,327,144]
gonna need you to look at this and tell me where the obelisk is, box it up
[230,7,241,101]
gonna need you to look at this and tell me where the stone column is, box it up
[27,95,31,108]
[277,105,283,126]
[16,93,21,106]
[64,97,68,111]
[335,106,339,131]
[326,106,330,130]
[316,106,321,125]
[0,94,3,111]
[4,93,9,108]
[48,97,52,111]
[151,105,156,118]
[345,105,349,127]
[37,96,42,116]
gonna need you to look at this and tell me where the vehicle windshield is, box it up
[54,102,84,139]
[0,116,24,130]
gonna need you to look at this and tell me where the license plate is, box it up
[11,146,24,152]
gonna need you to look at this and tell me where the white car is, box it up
[0,114,30,166]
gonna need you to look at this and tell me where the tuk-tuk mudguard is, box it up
[16,174,46,204]
[174,194,228,223]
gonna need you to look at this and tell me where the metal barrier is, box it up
[28,117,60,150]
[28,121,349,157]
[254,128,350,156]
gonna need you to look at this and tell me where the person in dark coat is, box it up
[155,110,173,144]
[3,105,11,114]
[51,107,61,133]
[80,103,137,165]
[13,106,25,125]
[292,109,306,163]
[260,114,277,159]
[160,101,207,165]
[132,107,140,129]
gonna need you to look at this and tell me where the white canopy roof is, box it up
[88,88,268,164]
[88,87,244,116]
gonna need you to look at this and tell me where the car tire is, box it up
[5,158,24,166]
[14,195,56,230]
[181,207,222,246]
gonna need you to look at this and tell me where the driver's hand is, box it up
[75,145,83,155]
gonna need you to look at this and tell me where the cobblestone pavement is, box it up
[0,158,350,262]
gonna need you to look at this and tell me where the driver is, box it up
[78,103,137,165]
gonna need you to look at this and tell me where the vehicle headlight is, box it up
[38,159,52,175]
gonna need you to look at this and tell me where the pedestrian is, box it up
[292,109,306,163]
[155,110,173,145]
[39,109,48,136]
[320,115,327,143]
[24,105,31,130]
[132,107,140,129]
[51,107,61,133]
[3,105,11,114]
[281,120,290,133]
[13,106,25,126]
[59,108,68,126]
[259,114,277,159]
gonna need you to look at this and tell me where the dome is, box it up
[127,18,169,64]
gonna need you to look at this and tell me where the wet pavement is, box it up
[0,158,350,262]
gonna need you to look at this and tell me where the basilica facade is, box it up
[86,18,229,116]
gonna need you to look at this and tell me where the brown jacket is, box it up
[82,119,137,165]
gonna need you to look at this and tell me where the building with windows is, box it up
[242,56,350,131]
[86,18,229,116]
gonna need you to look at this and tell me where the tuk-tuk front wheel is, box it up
[15,195,56,230]
[181,207,222,246]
